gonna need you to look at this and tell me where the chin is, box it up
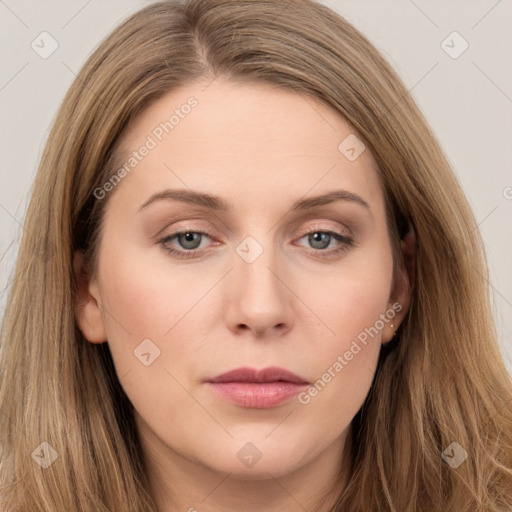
[212,458,301,481]
[200,438,309,480]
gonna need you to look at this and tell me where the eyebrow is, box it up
[138,188,370,212]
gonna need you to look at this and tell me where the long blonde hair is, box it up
[1,1,511,510]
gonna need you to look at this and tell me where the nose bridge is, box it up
[235,233,285,306]
[224,233,293,336]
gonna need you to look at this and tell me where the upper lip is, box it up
[207,366,309,384]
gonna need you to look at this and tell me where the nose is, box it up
[223,241,294,338]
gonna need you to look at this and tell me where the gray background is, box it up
[1,0,511,374]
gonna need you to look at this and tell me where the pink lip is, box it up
[206,366,309,409]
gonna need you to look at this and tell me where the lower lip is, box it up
[207,382,307,408]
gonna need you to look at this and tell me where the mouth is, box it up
[205,366,309,409]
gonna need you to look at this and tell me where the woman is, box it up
[1,0,511,510]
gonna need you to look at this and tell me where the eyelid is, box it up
[152,216,215,239]
[157,219,351,242]
[295,220,352,238]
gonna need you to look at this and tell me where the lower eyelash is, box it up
[158,229,353,259]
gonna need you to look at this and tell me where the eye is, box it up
[158,229,213,259]
[157,225,355,260]
[295,225,354,259]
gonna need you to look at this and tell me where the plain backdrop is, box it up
[0,0,511,375]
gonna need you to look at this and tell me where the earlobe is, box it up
[73,250,107,344]
[382,222,416,344]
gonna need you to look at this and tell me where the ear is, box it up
[382,222,416,343]
[73,250,107,344]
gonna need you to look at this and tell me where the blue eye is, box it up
[158,227,354,260]
[171,232,204,250]
[295,227,354,260]
[158,230,212,258]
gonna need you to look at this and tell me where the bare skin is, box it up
[75,78,411,511]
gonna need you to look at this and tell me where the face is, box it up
[75,79,409,483]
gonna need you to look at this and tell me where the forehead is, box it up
[110,79,384,214]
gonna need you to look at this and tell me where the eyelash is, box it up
[157,225,354,260]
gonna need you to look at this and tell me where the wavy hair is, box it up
[1,0,511,510]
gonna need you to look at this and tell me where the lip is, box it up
[205,366,309,409]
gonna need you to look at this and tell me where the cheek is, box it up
[95,240,216,370]
[295,250,393,411]
[305,249,394,347]
[95,244,215,429]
